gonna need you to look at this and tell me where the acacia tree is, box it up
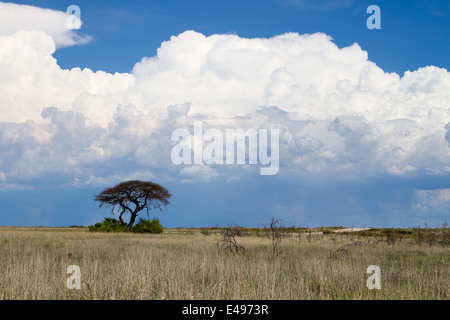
[94,180,172,230]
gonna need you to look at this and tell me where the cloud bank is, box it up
[1,29,450,191]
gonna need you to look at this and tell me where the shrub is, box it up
[216,224,245,254]
[88,218,130,233]
[132,218,164,234]
[88,217,164,234]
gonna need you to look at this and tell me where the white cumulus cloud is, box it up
[0,1,91,48]
[0,28,450,187]
[0,30,133,123]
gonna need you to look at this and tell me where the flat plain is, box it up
[0,226,448,299]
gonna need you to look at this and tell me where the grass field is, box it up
[0,226,448,300]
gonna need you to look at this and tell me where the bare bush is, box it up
[385,229,403,246]
[413,222,450,247]
[216,224,245,254]
[263,218,284,257]
[413,225,425,246]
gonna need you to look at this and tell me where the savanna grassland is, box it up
[0,226,448,300]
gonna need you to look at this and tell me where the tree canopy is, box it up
[94,180,172,230]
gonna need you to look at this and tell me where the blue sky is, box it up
[0,0,449,228]
[20,0,450,75]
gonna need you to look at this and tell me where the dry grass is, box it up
[0,227,448,300]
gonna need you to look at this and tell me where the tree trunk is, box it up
[127,213,137,230]
[118,208,126,226]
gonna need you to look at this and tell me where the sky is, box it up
[0,0,449,228]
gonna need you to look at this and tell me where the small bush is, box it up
[88,218,130,233]
[132,218,164,234]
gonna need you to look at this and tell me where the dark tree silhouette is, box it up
[94,180,172,230]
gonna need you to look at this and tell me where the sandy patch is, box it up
[332,228,372,233]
